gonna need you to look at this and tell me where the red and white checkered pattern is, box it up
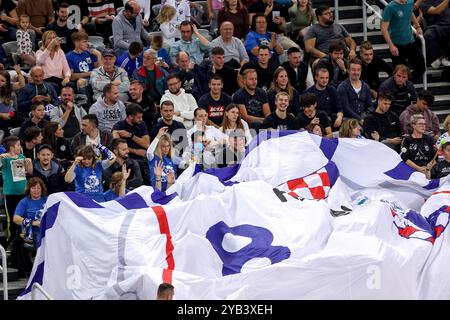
[279,168,331,200]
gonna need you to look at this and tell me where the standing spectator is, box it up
[304,68,342,130]
[232,68,270,130]
[337,58,373,121]
[50,86,86,140]
[42,121,73,169]
[124,0,151,28]
[399,89,440,138]
[71,114,113,154]
[430,142,450,179]
[381,0,425,82]
[281,46,313,94]
[16,0,55,36]
[378,64,417,117]
[156,5,179,46]
[0,0,19,42]
[86,0,115,43]
[169,21,210,66]
[160,74,198,129]
[400,114,436,175]
[132,48,168,105]
[338,118,364,139]
[198,75,233,128]
[217,0,249,40]
[304,5,356,61]
[315,41,348,89]
[21,127,43,161]
[296,92,332,137]
[210,21,249,69]
[219,103,253,146]
[112,1,152,56]
[267,66,301,116]
[358,41,393,99]
[208,0,225,33]
[45,2,77,52]
[262,91,298,130]
[103,138,143,190]
[32,144,66,194]
[16,14,36,67]
[116,41,144,79]
[89,83,127,132]
[363,91,402,151]
[19,103,48,142]
[164,0,191,28]
[240,45,279,90]
[90,48,130,102]
[287,0,316,46]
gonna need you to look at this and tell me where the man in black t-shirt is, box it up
[296,92,332,137]
[240,45,279,90]
[128,80,157,130]
[431,142,450,179]
[198,75,232,128]
[54,0,91,34]
[45,2,77,52]
[262,92,298,130]
[21,127,43,161]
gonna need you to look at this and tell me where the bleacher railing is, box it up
[31,283,53,300]
[362,0,427,89]
[334,0,339,24]
[0,244,8,300]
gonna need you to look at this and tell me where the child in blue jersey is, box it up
[64,144,116,201]
[101,166,130,201]
[116,41,144,79]
[146,127,184,192]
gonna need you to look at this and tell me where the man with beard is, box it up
[54,0,90,34]
[304,5,356,62]
[128,80,158,130]
[89,83,127,132]
[45,2,77,52]
[281,46,313,93]
[103,138,143,190]
[32,144,66,194]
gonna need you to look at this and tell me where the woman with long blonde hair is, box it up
[267,67,301,116]
[156,5,180,46]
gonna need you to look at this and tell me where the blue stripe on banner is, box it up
[65,192,105,208]
[39,202,60,244]
[405,210,434,234]
[324,161,340,186]
[203,165,241,186]
[423,178,440,190]
[319,137,339,160]
[116,192,149,209]
[19,261,45,297]
[151,190,178,205]
[383,162,415,181]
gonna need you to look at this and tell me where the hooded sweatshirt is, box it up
[160,88,198,129]
[399,103,440,135]
[89,96,126,132]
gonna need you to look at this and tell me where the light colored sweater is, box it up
[36,48,71,79]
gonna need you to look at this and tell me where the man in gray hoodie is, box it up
[89,83,127,132]
[112,1,152,56]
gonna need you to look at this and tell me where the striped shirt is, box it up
[87,0,115,23]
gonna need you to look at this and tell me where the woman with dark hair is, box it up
[219,103,253,146]
[0,68,25,137]
[267,67,301,116]
[217,0,249,40]
[306,123,324,137]
[42,121,73,169]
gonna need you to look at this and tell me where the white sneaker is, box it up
[431,58,442,69]
[441,58,450,67]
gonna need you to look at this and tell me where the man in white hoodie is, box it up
[160,74,198,129]
[88,83,127,132]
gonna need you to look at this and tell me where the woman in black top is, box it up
[42,121,73,170]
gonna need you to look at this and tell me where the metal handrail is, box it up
[362,0,427,89]
[31,283,53,300]
[334,0,339,24]
[0,244,8,300]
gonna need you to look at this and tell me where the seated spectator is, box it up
[72,114,113,156]
[244,14,283,62]
[89,83,127,132]
[286,0,317,46]
[219,103,253,146]
[50,86,86,140]
[156,5,180,46]
[378,64,417,117]
[112,1,152,56]
[149,100,189,156]
[44,2,77,52]
[304,5,356,61]
[172,51,199,96]
[217,0,250,40]
[16,14,36,67]
[35,30,71,93]
[430,142,450,179]
[337,58,373,121]
[436,115,450,156]
[132,48,168,105]
[164,0,191,28]
[315,41,349,89]
[400,114,437,175]
[86,0,115,43]
[187,108,226,148]
[338,118,364,139]
[185,129,218,169]
[306,123,325,137]
[42,121,73,169]
[0,0,19,42]
[198,75,233,128]
[358,41,393,99]
[128,80,157,129]
[103,138,143,190]
[204,47,239,97]
[151,35,171,72]
[210,21,249,69]
[64,144,117,201]
[101,169,129,201]
[304,67,342,130]
[216,128,246,168]
[363,91,402,151]
[58,0,90,35]
[161,74,198,129]
[116,41,144,79]
[32,144,66,194]
[66,32,103,98]
[267,66,301,116]
[232,68,270,130]
[0,70,25,134]
[156,283,175,300]
[399,89,440,139]
[21,127,43,161]
[296,92,332,137]
[169,21,210,66]
[281,46,313,93]
[19,103,48,142]
[240,45,279,90]
[17,66,59,115]
[90,48,130,102]
[17,0,54,37]
[147,127,183,192]
[262,92,298,130]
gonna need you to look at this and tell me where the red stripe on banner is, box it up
[152,206,175,284]
[287,178,308,190]
[432,190,450,195]
[318,172,330,187]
